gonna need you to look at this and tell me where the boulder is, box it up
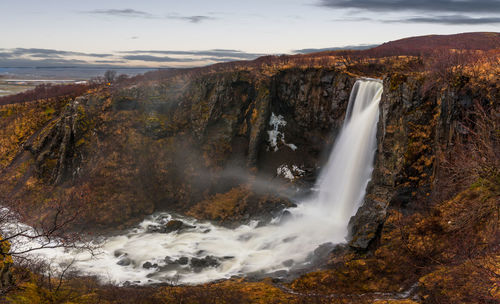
[142,262,158,269]
[190,256,220,270]
[146,220,195,234]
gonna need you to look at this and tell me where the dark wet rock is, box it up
[117,257,132,266]
[165,220,184,232]
[279,210,293,223]
[164,256,189,266]
[158,263,180,272]
[190,256,220,270]
[114,250,125,258]
[269,270,288,278]
[176,257,189,265]
[348,196,387,250]
[167,220,195,232]
[164,257,175,264]
[305,242,335,265]
[147,220,195,234]
[142,262,158,269]
[123,280,141,287]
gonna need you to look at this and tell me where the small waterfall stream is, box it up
[24,78,383,285]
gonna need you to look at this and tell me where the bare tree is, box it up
[104,70,117,83]
[0,192,95,294]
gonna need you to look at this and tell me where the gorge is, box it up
[0,33,498,303]
[21,79,383,286]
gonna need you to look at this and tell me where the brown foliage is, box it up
[0,83,91,106]
[435,101,500,201]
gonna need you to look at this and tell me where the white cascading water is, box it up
[21,79,383,285]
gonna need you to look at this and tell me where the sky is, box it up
[0,0,499,68]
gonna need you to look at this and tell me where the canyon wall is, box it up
[0,67,494,244]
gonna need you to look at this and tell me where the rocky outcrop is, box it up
[24,96,93,184]
[348,73,496,249]
[349,75,425,249]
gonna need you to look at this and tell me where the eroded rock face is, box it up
[2,66,489,246]
[348,75,424,249]
[347,73,494,250]
[24,96,93,184]
[0,68,355,230]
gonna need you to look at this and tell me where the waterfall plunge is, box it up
[28,79,383,285]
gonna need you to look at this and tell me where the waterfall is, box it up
[316,79,383,228]
[25,79,383,285]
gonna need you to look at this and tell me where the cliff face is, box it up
[0,68,354,229]
[349,73,498,249]
[0,66,495,242]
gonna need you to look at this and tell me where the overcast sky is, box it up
[1,0,498,67]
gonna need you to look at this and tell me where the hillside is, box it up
[371,32,500,54]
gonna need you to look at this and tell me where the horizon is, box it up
[1,0,499,68]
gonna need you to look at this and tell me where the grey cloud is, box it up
[317,0,500,13]
[85,9,154,18]
[120,49,265,60]
[293,44,378,53]
[164,14,216,23]
[330,13,500,25]
[85,9,215,23]
[0,52,13,59]
[95,60,127,64]
[0,47,264,67]
[180,15,214,23]
[0,58,90,68]
[7,48,112,58]
[0,49,118,68]
[122,55,200,63]
[391,15,500,25]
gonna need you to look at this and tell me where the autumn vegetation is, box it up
[0,32,498,303]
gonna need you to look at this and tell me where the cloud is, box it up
[0,58,90,68]
[84,9,216,23]
[317,0,500,13]
[95,60,127,64]
[85,9,154,18]
[122,55,199,63]
[120,49,265,60]
[7,48,112,58]
[389,15,500,25]
[0,52,13,59]
[293,44,378,53]
[176,15,215,23]
[0,48,118,68]
[0,47,266,67]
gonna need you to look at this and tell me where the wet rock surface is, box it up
[146,220,195,234]
[190,256,220,271]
